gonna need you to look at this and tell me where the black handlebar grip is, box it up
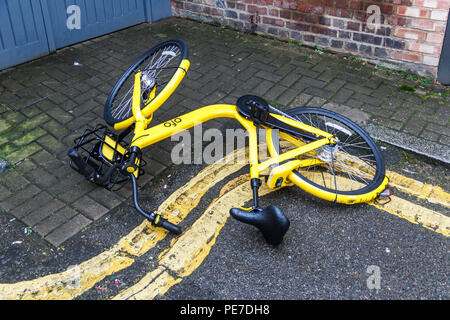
[155,216,182,235]
[124,146,141,173]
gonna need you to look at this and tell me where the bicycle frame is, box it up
[68,47,390,239]
[123,70,337,183]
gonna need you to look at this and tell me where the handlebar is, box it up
[68,148,95,179]
[129,170,182,235]
[68,148,120,186]
[154,215,182,234]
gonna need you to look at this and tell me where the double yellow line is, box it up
[0,148,448,299]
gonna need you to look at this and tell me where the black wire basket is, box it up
[69,124,146,190]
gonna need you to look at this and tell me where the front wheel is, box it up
[267,107,388,204]
[104,39,188,127]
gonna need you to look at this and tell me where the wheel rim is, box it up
[107,41,185,124]
[271,108,384,195]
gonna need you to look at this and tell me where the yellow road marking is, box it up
[295,170,449,235]
[371,195,450,237]
[0,148,248,300]
[386,170,450,208]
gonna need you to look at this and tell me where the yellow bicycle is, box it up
[68,39,390,245]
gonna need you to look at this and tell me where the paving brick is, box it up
[14,128,46,146]
[5,143,42,165]
[239,77,264,93]
[45,214,91,247]
[0,119,11,133]
[382,97,404,110]
[307,96,328,107]
[89,187,123,210]
[252,80,274,96]
[371,84,395,98]
[403,117,427,135]
[0,183,40,212]
[145,158,168,177]
[426,123,450,136]
[297,76,327,88]
[0,184,12,202]
[30,149,64,171]
[277,88,299,106]
[305,86,334,99]
[18,113,49,131]
[439,135,450,146]
[322,102,370,126]
[279,72,301,87]
[46,106,75,124]
[370,117,404,131]
[265,84,288,101]
[56,176,97,201]
[420,130,440,142]
[33,206,78,236]
[0,169,30,192]
[10,191,51,219]
[392,109,415,122]
[331,88,353,104]
[37,134,67,156]
[23,167,58,188]
[324,78,345,92]
[22,197,65,227]
[292,93,313,106]
[353,93,382,106]
[72,195,109,221]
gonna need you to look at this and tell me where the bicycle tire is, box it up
[104,39,188,126]
[267,107,388,204]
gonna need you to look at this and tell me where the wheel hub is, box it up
[316,144,339,162]
[141,73,155,101]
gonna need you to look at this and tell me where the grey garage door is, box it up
[0,0,171,70]
[42,0,147,50]
[437,9,450,85]
[0,0,50,70]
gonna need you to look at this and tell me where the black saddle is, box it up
[230,205,290,246]
[236,95,270,125]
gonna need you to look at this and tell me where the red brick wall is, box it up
[171,0,450,79]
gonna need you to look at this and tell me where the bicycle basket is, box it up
[69,124,147,190]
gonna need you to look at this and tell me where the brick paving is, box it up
[0,17,449,247]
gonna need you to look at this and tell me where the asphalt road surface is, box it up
[0,144,448,301]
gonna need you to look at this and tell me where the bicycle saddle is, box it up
[230,205,290,246]
[236,95,270,125]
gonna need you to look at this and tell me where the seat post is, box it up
[251,178,262,209]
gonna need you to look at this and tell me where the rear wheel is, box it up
[104,39,188,126]
[267,107,388,203]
